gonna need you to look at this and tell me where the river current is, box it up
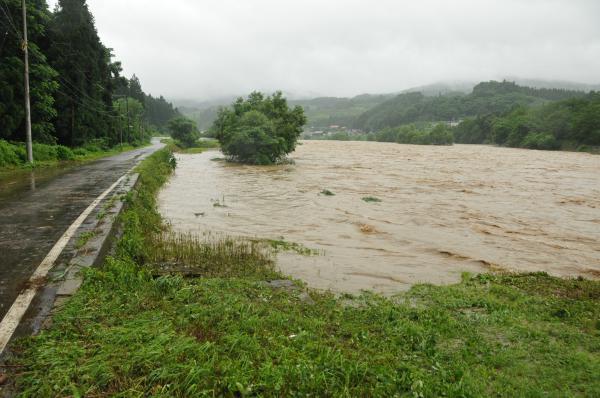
[159,141,600,294]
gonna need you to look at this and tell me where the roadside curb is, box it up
[0,172,141,396]
[53,172,140,300]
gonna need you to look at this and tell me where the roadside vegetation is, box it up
[0,138,148,174]
[8,147,599,396]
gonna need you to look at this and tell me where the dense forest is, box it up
[454,92,600,150]
[0,0,178,148]
[354,81,588,132]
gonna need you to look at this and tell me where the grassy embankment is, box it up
[0,139,147,181]
[8,147,599,396]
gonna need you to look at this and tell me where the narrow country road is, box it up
[0,140,164,322]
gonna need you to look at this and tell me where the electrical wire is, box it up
[0,29,8,55]
[28,48,123,119]
[0,0,21,39]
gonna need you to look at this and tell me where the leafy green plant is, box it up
[74,231,98,249]
[0,140,22,167]
[212,92,307,164]
[56,145,75,160]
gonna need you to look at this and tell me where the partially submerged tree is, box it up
[168,116,199,148]
[211,91,306,164]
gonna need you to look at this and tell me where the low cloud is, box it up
[47,0,600,100]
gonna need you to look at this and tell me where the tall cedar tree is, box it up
[48,0,119,146]
[0,0,59,143]
[115,74,180,131]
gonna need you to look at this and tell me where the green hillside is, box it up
[290,94,393,129]
[354,81,587,132]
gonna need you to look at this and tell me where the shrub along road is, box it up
[0,140,164,330]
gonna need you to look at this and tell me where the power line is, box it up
[28,49,120,118]
[0,0,21,39]
[0,29,8,55]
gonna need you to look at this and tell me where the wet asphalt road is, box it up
[0,140,163,321]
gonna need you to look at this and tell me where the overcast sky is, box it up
[47,0,600,101]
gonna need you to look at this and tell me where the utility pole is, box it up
[125,94,131,143]
[22,0,33,163]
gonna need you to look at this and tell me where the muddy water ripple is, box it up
[159,141,600,294]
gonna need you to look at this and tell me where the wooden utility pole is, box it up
[22,0,33,163]
[126,86,131,142]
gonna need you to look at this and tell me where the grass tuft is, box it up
[148,232,277,279]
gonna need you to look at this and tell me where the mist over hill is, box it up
[175,78,598,132]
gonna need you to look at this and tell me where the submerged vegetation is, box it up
[362,196,383,203]
[266,239,321,256]
[9,147,600,396]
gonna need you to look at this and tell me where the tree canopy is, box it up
[212,92,307,164]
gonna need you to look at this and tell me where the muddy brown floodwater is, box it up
[159,141,600,295]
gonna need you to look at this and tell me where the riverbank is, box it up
[5,147,599,396]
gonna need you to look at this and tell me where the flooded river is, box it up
[159,141,600,294]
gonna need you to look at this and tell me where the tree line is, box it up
[454,92,600,151]
[0,0,179,148]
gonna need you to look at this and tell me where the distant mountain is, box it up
[177,93,395,131]
[505,78,600,92]
[290,94,394,129]
[401,81,476,96]
[354,80,588,132]
[176,78,599,132]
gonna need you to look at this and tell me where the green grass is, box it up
[320,189,335,196]
[147,232,278,279]
[8,147,600,397]
[74,231,98,250]
[0,140,147,183]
